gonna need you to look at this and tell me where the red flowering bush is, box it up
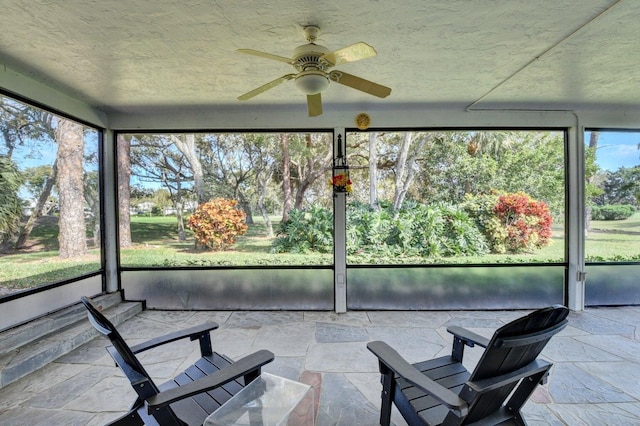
[493,191,553,253]
[187,198,248,250]
[463,191,553,254]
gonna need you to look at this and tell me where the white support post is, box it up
[567,120,586,311]
[333,128,347,313]
[102,129,120,294]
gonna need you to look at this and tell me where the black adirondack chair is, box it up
[80,296,274,426]
[368,305,569,426]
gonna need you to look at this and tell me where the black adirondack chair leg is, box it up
[379,363,395,426]
[505,369,549,414]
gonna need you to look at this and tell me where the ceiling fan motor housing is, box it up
[292,43,331,94]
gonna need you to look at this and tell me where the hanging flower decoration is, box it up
[329,173,352,193]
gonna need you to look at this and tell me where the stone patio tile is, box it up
[366,311,451,328]
[520,402,565,425]
[585,307,640,326]
[573,334,640,362]
[306,342,377,373]
[365,326,446,363]
[0,361,89,409]
[612,402,640,418]
[556,324,590,337]
[344,372,408,426]
[451,310,529,323]
[574,361,640,400]
[548,402,640,425]
[181,311,231,327]
[548,363,636,404]
[443,316,506,329]
[23,365,114,409]
[209,325,261,359]
[542,336,624,362]
[0,407,95,426]
[65,375,134,412]
[3,307,639,425]
[86,412,126,426]
[263,356,304,381]
[567,311,636,338]
[314,372,380,426]
[316,322,369,343]
[226,311,305,328]
[303,311,371,325]
[250,321,315,357]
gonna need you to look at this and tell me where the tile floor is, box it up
[0,306,639,425]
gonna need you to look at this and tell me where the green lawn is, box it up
[1,213,639,290]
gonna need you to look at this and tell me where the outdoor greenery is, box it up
[591,204,637,221]
[0,156,23,247]
[1,91,638,295]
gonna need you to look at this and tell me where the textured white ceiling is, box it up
[0,0,637,117]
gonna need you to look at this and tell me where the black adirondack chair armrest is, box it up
[129,322,220,354]
[447,326,490,348]
[145,349,275,412]
[367,341,469,417]
[462,359,552,397]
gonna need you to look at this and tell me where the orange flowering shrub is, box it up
[187,198,248,250]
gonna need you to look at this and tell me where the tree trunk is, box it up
[281,134,292,222]
[172,134,206,203]
[294,134,333,210]
[56,119,87,258]
[15,159,58,249]
[585,131,600,234]
[393,133,413,210]
[237,190,254,224]
[369,132,379,209]
[393,133,429,210]
[257,166,275,237]
[117,134,133,247]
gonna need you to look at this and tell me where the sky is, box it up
[4,130,638,191]
[586,131,640,172]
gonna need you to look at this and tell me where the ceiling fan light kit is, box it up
[237,25,391,117]
[295,71,330,94]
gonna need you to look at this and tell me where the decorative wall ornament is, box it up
[332,134,351,195]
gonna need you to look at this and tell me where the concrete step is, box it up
[0,292,122,356]
[0,295,142,389]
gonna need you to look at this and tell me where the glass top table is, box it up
[204,373,315,426]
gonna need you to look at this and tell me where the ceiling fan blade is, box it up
[307,93,323,117]
[321,42,377,66]
[329,70,391,98]
[237,74,296,100]
[236,49,294,64]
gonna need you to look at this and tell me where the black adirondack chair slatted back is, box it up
[463,305,569,423]
[80,297,160,394]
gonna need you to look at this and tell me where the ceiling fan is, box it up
[236,26,391,117]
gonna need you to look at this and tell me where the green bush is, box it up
[591,204,637,221]
[273,201,488,258]
[271,205,333,253]
[0,156,24,247]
